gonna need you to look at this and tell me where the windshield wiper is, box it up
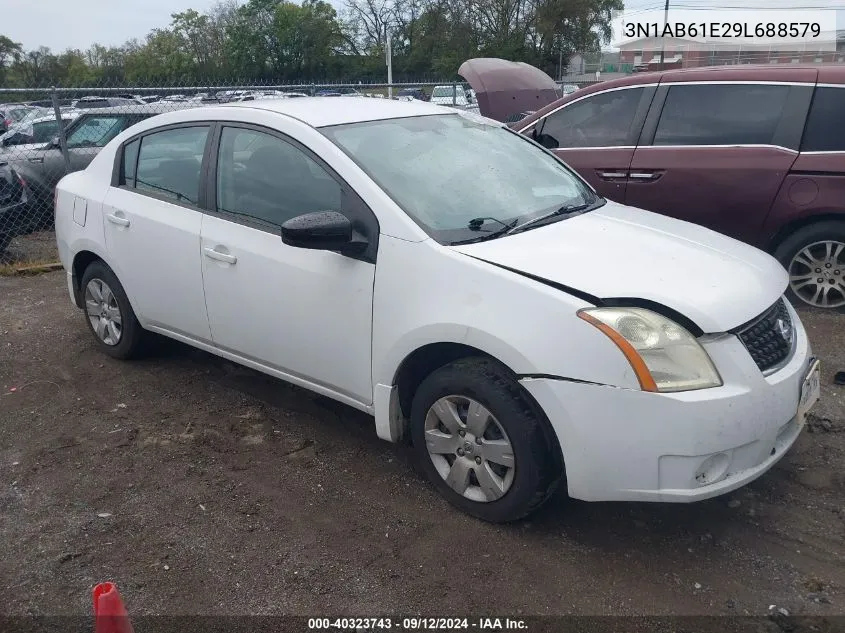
[450,216,520,244]
[503,200,598,237]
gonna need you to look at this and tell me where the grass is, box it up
[0,259,62,276]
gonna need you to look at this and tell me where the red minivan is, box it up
[464,62,845,310]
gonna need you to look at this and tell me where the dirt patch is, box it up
[0,231,60,269]
[1,272,844,617]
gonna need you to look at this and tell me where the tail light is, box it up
[3,118,11,128]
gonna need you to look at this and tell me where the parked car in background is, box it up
[6,103,198,214]
[501,65,845,310]
[73,96,140,109]
[1,104,46,133]
[55,98,819,522]
[560,84,579,95]
[395,87,429,101]
[430,85,470,106]
[0,112,80,151]
[0,162,30,253]
[114,94,147,105]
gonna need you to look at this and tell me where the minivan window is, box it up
[66,115,128,148]
[322,113,598,244]
[801,87,845,152]
[654,84,790,146]
[540,87,644,148]
[134,126,209,205]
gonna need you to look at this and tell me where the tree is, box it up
[0,35,23,85]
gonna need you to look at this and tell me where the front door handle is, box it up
[597,171,629,180]
[106,213,130,227]
[203,247,237,264]
[28,156,44,163]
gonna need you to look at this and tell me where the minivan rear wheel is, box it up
[409,357,563,523]
[775,222,845,309]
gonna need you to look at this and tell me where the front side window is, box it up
[321,113,598,244]
[654,84,790,146]
[216,127,342,227]
[539,87,644,149]
[66,116,129,148]
[133,126,209,205]
[801,87,845,152]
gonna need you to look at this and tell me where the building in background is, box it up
[617,31,845,71]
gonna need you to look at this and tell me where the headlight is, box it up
[577,307,722,393]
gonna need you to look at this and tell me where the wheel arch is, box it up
[766,210,845,254]
[381,334,560,461]
[70,245,116,309]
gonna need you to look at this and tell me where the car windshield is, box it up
[321,113,599,244]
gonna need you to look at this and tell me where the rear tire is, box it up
[79,261,145,359]
[409,357,563,523]
[774,221,845,310]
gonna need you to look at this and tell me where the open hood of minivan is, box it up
[451,201,788,333]
[458,58,561,123]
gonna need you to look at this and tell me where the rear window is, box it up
[654,84,790,146]
[801,87,845,152]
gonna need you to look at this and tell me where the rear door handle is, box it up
[106,213,130,227]
[28,156,44,163]
[628,171,662,181]
[203,247,237,264]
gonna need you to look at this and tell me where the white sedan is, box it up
[54,98,820,522]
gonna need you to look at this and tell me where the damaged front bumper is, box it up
[519,303,814,503]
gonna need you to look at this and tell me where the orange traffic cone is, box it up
[93,582,134,633]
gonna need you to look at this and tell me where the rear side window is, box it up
[121,139,140,186]
[133,126,209,205]
[654,84,790,146]
[801,87,845,152]
[31,120,60,143]
[540,87,644,148]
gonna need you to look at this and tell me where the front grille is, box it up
[734,298,794,373]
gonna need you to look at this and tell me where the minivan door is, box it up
[625,77,815,244]
[522,85,655,203]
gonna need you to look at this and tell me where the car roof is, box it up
[221,96,450,127]
[71,103,205,116]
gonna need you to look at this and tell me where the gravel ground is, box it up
[1,272,844,623]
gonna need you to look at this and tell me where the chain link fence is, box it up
[0,78,601,269]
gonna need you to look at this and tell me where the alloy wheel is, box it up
[423,395,516,503]
[84,278,123,345]
[788,240,845,309]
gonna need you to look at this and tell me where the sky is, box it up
[5,0,844,53]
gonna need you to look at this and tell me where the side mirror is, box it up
[281,211,367,254]
[48,136,61,149]
[535,133,558,150]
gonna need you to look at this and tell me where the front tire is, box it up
[775,221,845,310]
[410,357,563,523]
[79,261,145,359]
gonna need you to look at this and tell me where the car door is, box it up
[101,124,213,342]
[625,80,814,244]
[524,85,655,202]
[200,124,377,404]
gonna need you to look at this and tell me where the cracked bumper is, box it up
[519,303,813,503]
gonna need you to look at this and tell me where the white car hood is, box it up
[452,201,788,333]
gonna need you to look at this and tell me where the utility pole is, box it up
[659,0,669,69]
[385,26,393,99]
[558,35,563,81]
